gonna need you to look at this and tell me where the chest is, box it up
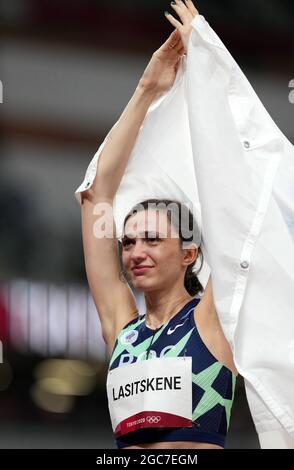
[110,317,216,374]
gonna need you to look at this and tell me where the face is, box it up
[121,209,197,292]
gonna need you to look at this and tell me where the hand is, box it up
[139,29,185,95]
[164,0,199,52]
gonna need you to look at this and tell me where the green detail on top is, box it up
[192,363,237,429]
[163,328,195,357]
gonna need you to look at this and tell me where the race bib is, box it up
[106,357,193,438]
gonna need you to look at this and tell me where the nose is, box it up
[130,240,147,263]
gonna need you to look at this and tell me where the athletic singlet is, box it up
[108,297,236,448]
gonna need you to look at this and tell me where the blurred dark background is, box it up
[0,0,293,449]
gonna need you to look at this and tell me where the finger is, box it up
[184,0,199,16]
[168,29,181,45]
[171,1,191,22]
[161,29,181,51]
[175,40,185,52]
[169,28,181,44]
[177,46,186,56]
[164,11,183,30]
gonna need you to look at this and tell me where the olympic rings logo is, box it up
[146,416,161,424]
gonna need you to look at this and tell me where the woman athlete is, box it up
[79,1,238,449]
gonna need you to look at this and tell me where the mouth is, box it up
[132,266,154,276]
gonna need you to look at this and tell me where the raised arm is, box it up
[79,30,186,354]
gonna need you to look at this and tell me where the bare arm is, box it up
[80,30,185,354]
[196,276,238,376]
[86,85,159,202]
[81,86,158,354]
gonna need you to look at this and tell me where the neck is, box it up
[144,286,194,329]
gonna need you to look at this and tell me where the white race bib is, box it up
[106,357,193,438]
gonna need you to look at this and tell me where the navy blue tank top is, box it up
[108,297,236,448]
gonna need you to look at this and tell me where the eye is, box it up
[146,237,161,244]
[122,239,134,248]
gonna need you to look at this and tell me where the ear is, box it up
[182,244,198,267]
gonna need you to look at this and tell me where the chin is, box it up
[132,277,157,292]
